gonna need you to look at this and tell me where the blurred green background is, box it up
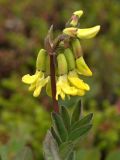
[0,0,120,159]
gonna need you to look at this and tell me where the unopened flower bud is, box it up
[73,10,83,17]
[57,54,68,75]
[63,27,77,37]
[72,38,83,58]
[70,16,78,27]
[70,10,83,27]
[76,56,92,76]
[36,49,47,71]
[64,48,75,71]
[77,25,100,39]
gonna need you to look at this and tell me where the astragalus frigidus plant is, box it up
[22,10,100,160]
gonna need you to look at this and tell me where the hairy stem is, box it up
[50,54,59,112]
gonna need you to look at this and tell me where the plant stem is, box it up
[45,26,68,113]
[50,54,59,112]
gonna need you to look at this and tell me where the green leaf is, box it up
[60,106,71,130]
[52,112,68,142]
[106,150,120,160]
[43,131,61,160]
[71,100,82,124]
[71,113,93,131]
[51,127,62,146]
[14,147,33,160]
[59,142,73,160]
[68,124,92,141]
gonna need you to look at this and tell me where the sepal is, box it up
[72,38,83,58]
[64,48,75,71]
[36,49,47,71]
[57,54,68,75]
[63,27,77,37]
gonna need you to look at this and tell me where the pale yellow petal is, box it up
[60,91,65,100]
[59,75,77,95]
[77,89,85,96]
[22,71,43,84]
[77,25,100,39]
[46,77,52,97]
[56,84,62,100]
[73,10,83,17]
[28,82,36,91]
[68,71,90,91]
[33,85,42,97]
[22,74,38,84]
[33,76,49,97]
[76,56,92,76]
[62,84,77,95]
[56,91,65,100]
[56,75,78,99]
[68,76,90,91]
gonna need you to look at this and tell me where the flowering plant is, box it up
[22,10,100,160]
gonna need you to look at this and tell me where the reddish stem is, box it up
[50,54,59,112]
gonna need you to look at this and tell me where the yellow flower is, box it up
[56,75,78,100]
[68,70,90,91]
[22,71,41,84]
[76,56,92,76]
[77,25,100,39]
[77,89,85,96]
[63,10,100,39]
[22,71,49,97]
[63,25,100,39]
[33,75,49,97]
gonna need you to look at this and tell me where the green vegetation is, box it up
[0,0,120,159]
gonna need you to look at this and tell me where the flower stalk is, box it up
[45,25,59,112]
[50,54,59,112]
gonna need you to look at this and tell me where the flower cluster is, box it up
[22,49,50,97]
[22,10,100,100]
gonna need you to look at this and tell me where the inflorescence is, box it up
[22,10,100,100]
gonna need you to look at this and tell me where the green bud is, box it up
[72,38,83,58]
[64,48,75,71]
[63,27,77,37]
[45,55,50,75]
[36,49,47,71]
[57,54,68,75]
